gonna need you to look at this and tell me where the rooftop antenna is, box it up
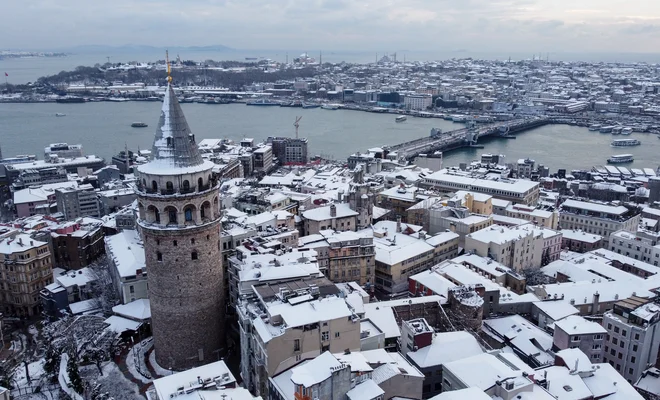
[286,52,288,64]
[319,50,322,66]
[106,56,111,63]
[294,116,303,139]
[166,50,172,83]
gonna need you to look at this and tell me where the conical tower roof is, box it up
[150,83,204,168]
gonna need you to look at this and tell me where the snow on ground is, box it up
[13,358,46,387]
[148,350,172,377]
[58,353,83,400]
[126,340,153,384]
[80,361,144,400]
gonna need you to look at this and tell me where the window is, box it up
[614,326,620,333]
[129,286,135,294]
[173,240,178,246]
[635,333,640,340]
[191,238,195,244]
[613,338,618,345]
[321,331,329,341]
[151,181,158,191]
[631,356,636,364]
[185,207,193,222]
[334,332,340,338]
[633,345,638,352]
[618,352,623,359]
[191,252,198,260]
[182,180,190,191]
[168,208,177,224]
[622,330,627,337]
[610,349,616,356]
[157,252,163,262]
[594,334,604,340]
[592,344,602,350]
[294,339,300,351]
[571,336,580,342]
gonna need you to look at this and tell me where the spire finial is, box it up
[166,50,172,83]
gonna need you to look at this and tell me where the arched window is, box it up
[166,181,174,193]
[165,206,177,224]
[182,180,190,192]
[198,177,204,189]
[151,180,158,192]
[142,179,147,189]
[184,206,194,222]
[147,205,160,224]
[201,201,211,220]
[191,251,198,260]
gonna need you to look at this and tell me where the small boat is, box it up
[302,102,320,109]
[607,154,634,164]
[451,115,467,122]
[621,127,633,135]
[395,115,407,123]
[600,125,615,133]
[55,113,66,117]
[611,139,640,147]
[612,126,623,135]
[321,104,339,110]
[131,122,148,128]
[588,124,602,131]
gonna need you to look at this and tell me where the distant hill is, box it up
[59,44,235,54]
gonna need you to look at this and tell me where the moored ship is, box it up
[611,139,640,147]
[607,154,634,164]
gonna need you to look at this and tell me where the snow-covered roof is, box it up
[407,331,483,368]
[560,229,603,243]
[138,83,207,174]
[561,199,628,216]
[104,315,141,333]
[346,379,384,400]
[112,299,151,321]
[290,351,341,388]
[533,300,579,321]
[152,360,238,400]
[301,203,358,221]
[55,267,95,288]
[13,181,79,205]
[0,234,47,255]
[428,387,490,400]
[442,352,526,391]
[105,230,145,278]
[69,299,101,315]
[554,315,606,335]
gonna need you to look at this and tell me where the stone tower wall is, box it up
[137,171,224,371]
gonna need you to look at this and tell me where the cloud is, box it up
[1,0,659,54]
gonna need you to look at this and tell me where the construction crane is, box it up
[294,116,302,139]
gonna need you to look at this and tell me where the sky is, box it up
[3,0,660,54]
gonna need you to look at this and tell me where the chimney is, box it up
[338,190,344,203]
[592,291,600,315]
[396,216,402,233]
[330,204,337,217]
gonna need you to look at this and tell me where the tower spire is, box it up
[166,50,172,83]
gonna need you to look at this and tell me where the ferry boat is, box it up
[611,126,623,135]
[131,122,148,128]
[621,127,633,135]
[321,104,339,110]
[395,115,407,123]
[588,124,602,131]
[246,98,279,106]
[607,154,634,164]
[599,125,616,133]
[611,139,640,147]
[451,115,467,123]
[55,113,66,117]
[302,102,320,109]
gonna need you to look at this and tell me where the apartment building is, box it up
[0,233,53,317]
[56,183,101,220]
[237,277,360,398]
[603,297,660,383]
[298,230,375,287]
[609,230,660,265]
[559,199,640,238]
[552,315,606,363]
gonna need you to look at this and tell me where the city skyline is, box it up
[3,0,660,54]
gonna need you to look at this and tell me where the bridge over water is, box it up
[383,117,552,161]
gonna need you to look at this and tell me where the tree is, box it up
[43,345,62,382]
[541,248,551,266]
[67,353,84,394]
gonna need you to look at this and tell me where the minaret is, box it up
[135,60,224,370]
